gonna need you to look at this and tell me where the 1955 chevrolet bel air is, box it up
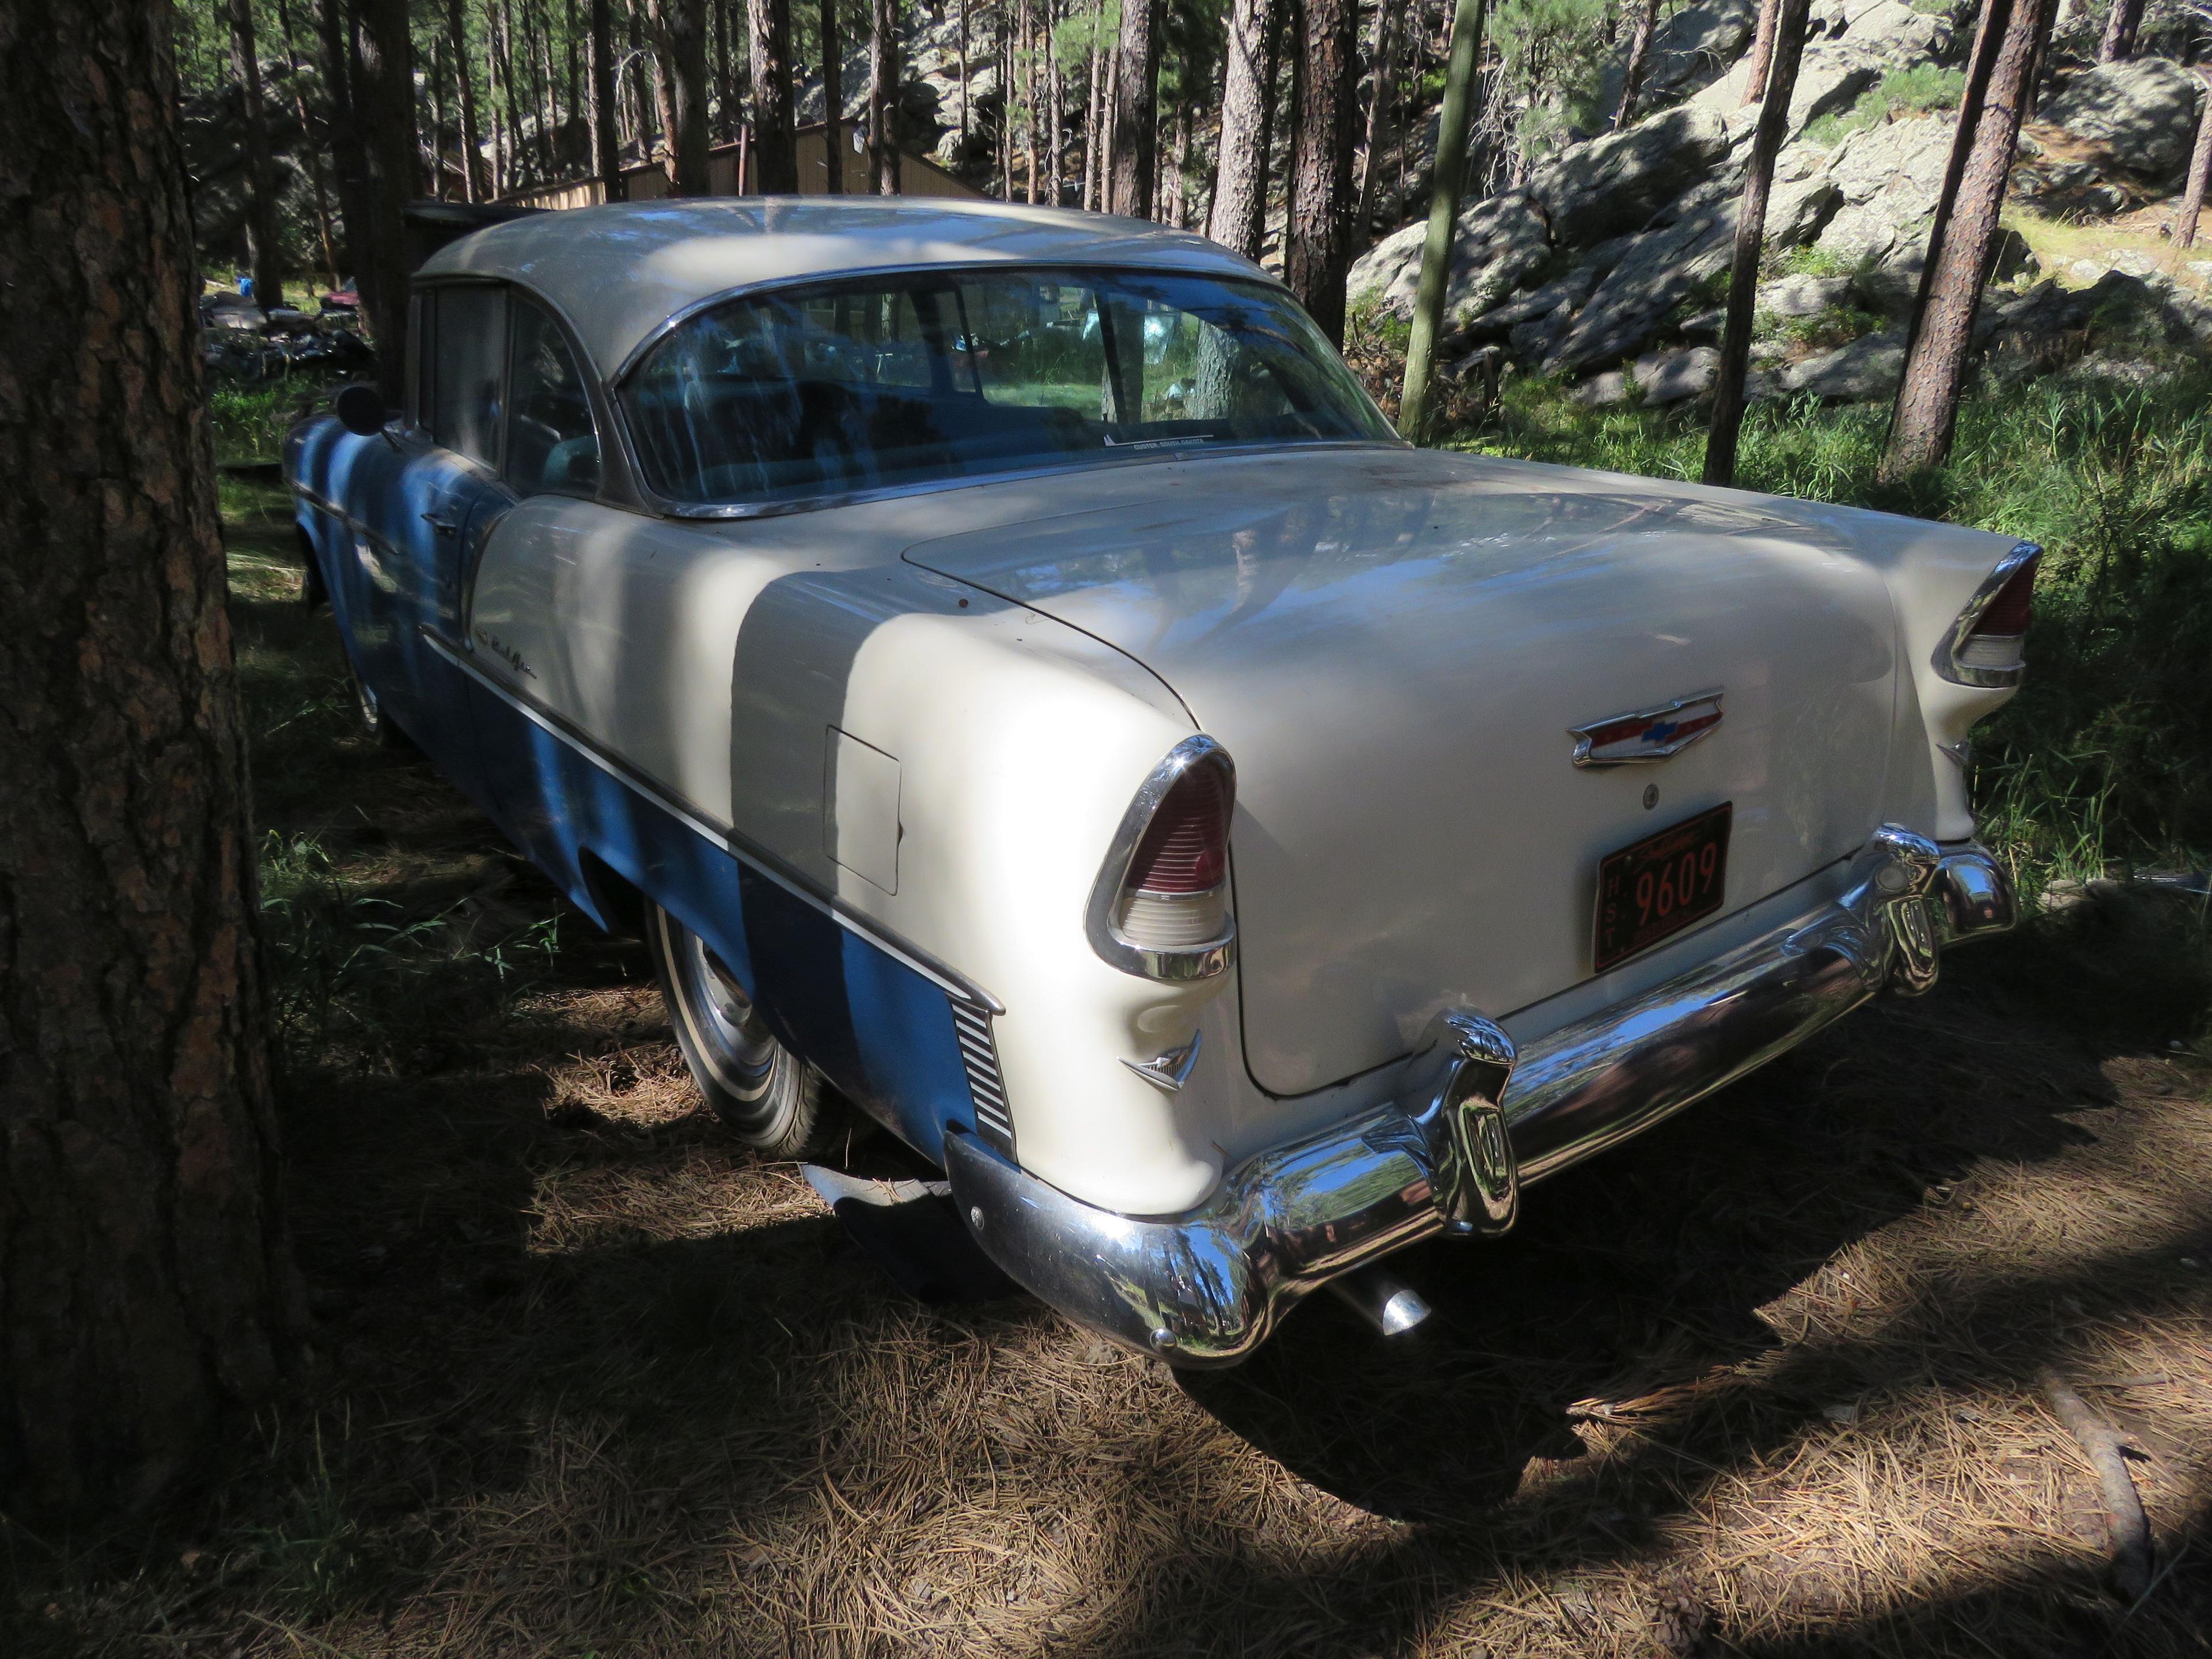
[288,198,2032,1366]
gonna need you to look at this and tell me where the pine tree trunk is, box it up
[1024,0,1040,203]
[0,0,296,1517]
[1046,0,1063,205]
[1704,0,1812,486]
[447,0,488,199]
[228,0,286,308]
[2176,70,2211,249]
[535,3,562,179]
[1355,0,1402,245]
[821,0,845,190]
[354,0,418,403]
[744,0,796,188]
[315,0,370,275]
[1398,0,1490,439]
[871,0,901,191]
[592,0,628,196]
[1883,0,2054,478]
[2098,0,2141,62]
[1613,0,1661,129]
[273,0,347,278]
[1207,0,1280,259]
[1741,0,1781,105]
[1108,0,1159,216]
[1082,1,1103,209]
[1283,0,1361,346]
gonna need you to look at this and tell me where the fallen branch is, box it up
[2039,1365,2153,1600]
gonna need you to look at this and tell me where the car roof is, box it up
[415,197,1274,381]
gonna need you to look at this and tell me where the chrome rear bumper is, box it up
[944,828,2013,1366]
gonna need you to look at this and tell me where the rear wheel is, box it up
[646,900,840,1159]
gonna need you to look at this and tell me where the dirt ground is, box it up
[5,502,2211,1658]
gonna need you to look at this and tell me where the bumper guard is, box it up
[944,828,2013,1366]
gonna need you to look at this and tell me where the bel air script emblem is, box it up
[1569,690,1725,768]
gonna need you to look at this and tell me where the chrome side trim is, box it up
[1931,540,2040,689]
[418,628,1004,1014]
[949,830,2013,1366]
[1082,735,1238,983]
[952,1001,1016,1157]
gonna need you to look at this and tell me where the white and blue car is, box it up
[287,199,2033,1365]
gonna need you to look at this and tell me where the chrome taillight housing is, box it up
[1933,541,2039,688]
[1086,736,1237,982]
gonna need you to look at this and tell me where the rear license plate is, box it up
[1593,803,1732,972]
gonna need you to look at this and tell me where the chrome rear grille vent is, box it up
[951,1000,1015,1157]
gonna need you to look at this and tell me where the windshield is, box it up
[620,267,1395,508]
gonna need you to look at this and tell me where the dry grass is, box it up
[3,498,2211,1658]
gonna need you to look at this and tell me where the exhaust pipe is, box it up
[1326,1267,1432,1337]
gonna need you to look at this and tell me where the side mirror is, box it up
[334,382,389,437]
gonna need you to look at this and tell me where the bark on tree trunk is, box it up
[273,0,346,281]
[959,0,970,141]
[1207,0,1281,259]
[745,0,797,188]
[2098,0,2141,62]
[1082,0,1104,209]
[1108,0,1160,217]
[1283,0,1362,346]
[1046,0,1063,205]
[1882,0,2054,478]
[316,0,369,277]
[228,0,286,308]
[447,0,490,199]
[821,0,845,190]
[1704,0,1812,486]
[0,0,296,1518]
[1024,0,1040,204]
[536,2,563,178]
[2176,70,2212,250]
[1613,0,1661,129]
[1741,0,1781,105]
[354,0,418,404]
[1399,0,1491,439]
[592,0,628,196]
[1355,0,1402,245]
[871,0,901,191]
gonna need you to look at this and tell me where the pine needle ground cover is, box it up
[3,395,2209,1656]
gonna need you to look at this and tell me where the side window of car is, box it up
[506,301,600,496]
[431,285,506,468]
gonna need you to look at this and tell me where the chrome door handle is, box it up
[422,511,460,535]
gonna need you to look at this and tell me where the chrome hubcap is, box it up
[681,932,778,1101]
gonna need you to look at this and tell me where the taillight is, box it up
[1934,542,2039,688]
[1086,737,1237,980]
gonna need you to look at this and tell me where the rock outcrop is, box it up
[2042,58,2210,187]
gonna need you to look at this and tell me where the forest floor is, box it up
[6,422,2212,1656]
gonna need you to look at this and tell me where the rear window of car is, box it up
[619,267,1395,509]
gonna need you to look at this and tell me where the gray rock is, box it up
[2044,58,2210,185]
[1850,227,2035,314]
[1546,207,1739,372]
[1463,263,1606,334]
[1530,106,1733,248]
[1633,345,1722,403]
[1594,0,1760,113]
[1834,0,1951,67]
[1816,202,1903,267]
[1777,331,1907,399]
[1573,369,1635,407]
[1347,191,1554,324]
[1784,42,1885,137]
[1824,113,1955,217]
[1762,274,1855,316]
[1768,174,1844,248]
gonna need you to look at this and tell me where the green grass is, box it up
[1804,67,1968,147]
[209,379,343,466]
[1445,367,2212,891]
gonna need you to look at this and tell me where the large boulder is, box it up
[1775,331,1907,400]
[1546,206,1739,372]
[1810,112,1956,267]
[1347,191,1552,324]
[1827,0,1953,67]
[1593,0,1760,115]
[1529,105,1733,248]
[2042,58,2210,185]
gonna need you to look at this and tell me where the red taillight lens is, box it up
[1125,763,1230,895]
[1969,557,2037,639]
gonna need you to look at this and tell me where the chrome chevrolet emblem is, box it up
[1570,690,1725,767]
